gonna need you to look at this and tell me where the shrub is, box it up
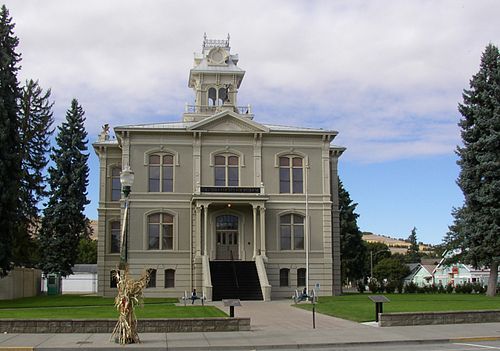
[368,279,380,293]
[437,284,446,294]
[445,284,454,294]
[396,281,404,294]
[357,281,366,293]
[429,284,438,293]
[404,281,418,293]
[385,281,397,293]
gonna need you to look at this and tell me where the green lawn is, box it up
[0,295,227,319]
[295,293,500,323]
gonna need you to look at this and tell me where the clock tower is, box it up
[184,34,248,122]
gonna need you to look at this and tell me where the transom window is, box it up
[110,221,120,253]
[280,214,304,250]
[111,167,121,201]
[214,155,239,186]
[279,156,303,193]
[148,213,174,250]
[148,154,173,192]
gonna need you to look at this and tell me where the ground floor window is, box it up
[280,268,289,287]
[165,269,175,288]
[147,269,156,288]
[297,268,306,287]
[110,270,118,288]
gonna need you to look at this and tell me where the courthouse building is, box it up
[93,36,345,300]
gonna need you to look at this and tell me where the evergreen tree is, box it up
[0,5,21,276]
[39,99,89,276]
[15,79,54,266]
[453,44,500,296]
[338,177,367,284]
[406,226,421,263]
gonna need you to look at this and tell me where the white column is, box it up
[203,204,208,256]
[195,205,201,257]
[259,206,266,257]
[252,205,257,258]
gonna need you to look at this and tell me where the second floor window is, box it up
[149,154,173,192]
[279,156,303,193]
[214,155,239,186]
[148,213,174,250]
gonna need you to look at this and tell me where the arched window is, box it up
[280,214,304,250]
[111,167,121,201]
[279,156,303,193]
[147,269,156,288]
[214,154,239,186]
[148,213,174,250]
[148,154,173,192]
[164,269,175,288]
[280,268,289,287]
[110,221,120,254]
[297,268,306,287]
[208,87,217,106]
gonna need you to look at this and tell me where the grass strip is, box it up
[295,293,500,322]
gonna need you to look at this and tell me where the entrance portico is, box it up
[193,196,268,261]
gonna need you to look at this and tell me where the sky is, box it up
[4,0,498,245]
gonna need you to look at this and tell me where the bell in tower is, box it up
[184,34,250,122]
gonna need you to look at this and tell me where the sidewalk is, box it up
[0,300,499,350]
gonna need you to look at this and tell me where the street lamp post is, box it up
[119,165,134,268]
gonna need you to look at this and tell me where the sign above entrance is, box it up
[201,186,260,193]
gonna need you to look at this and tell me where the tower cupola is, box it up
[184,34,250,122]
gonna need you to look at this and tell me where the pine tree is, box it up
[406,227,421,263]
[0,5,21,276]
[454,44,500,296]
[338,177,367,284]
[39,99,89,276]
[15,79,54,266]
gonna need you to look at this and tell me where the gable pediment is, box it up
[187,111,269,133]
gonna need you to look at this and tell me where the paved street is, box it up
[0,300,499,350]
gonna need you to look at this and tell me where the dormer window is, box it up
[214,154,239,186]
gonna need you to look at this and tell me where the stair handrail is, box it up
[230,250,240,289]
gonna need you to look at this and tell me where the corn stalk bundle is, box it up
[110,267,150,344]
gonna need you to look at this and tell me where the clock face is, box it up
[208,48,228,65]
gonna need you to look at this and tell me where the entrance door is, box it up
[215,215,239,260]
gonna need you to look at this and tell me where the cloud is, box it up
[4,0,498,162]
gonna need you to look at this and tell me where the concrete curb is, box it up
[16,335,499,351]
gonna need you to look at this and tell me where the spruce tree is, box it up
[0,5,21,276]
[15,79,54,266]
[453,44,500,296]
[39,99,89,276]
[338,177,367,284]
[406,227,421,263]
